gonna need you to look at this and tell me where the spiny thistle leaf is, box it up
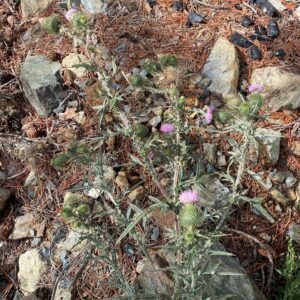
[159,55,178,68]
[72,12,88,30]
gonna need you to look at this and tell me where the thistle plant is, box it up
[43,15,61,34]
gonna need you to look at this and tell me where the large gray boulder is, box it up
[20,55,66,117]
[251,67,300,112]
[81,0,108,14]
[202,37,239,95]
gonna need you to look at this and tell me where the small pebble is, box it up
[241,15,254,27]
[275,204,282,212]
[234,4,242,10]
[229,32,253,48]
[188,12,204,24]
[248,45,262,60]
[267,20,279,38]
[147,0,156,8]
[173,0,184,11]
[274,48,285,59]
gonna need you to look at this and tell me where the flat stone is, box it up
[20,55,66,117]
[128,186,145,201]
[295,6,300,20]
[53,280,73,300]
[202,37,239,95]
[203,143,217,164]
[255,128,281,165]
[21,0,53,18]
[0,187,12,211]
[251,67,300,111]
[136,254,174,295]
[81,0,107,14]
[115,175,130,190]
[62,53,89,78]
[9,213,46,240]
[148,115,162,128]
[18,249,47,295]
[268,0,286,12]
[151,209,176,230]
[270,189,289,205]
[195,175,231,209]
[285,171,297,188]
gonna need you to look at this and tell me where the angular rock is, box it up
[295,6,300,20]
[270,189,289,205]
[0,187,12,211]
[151,209,177,230]
[128,186,145,201]
[136,254,174,295]
[202,37,239,95]
[255,128,281,165]
[62,53,89,78]
[21,0,53,18]
[203,143,217,164]
[20,55,66,117]
[53,280,73,300]
[195,175,231,209]
[292,141,300,156]
[268,0,286,12]
[229,32,253,48]
[9,212,46,240]
[81,0,107,14]
[251,67,300,111]
[18,249,47,295]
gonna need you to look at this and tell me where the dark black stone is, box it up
[249,34,272,41]
[187,12,204,24]
[248,45,262,60]
[147,0,156,8]
[173,0,184,11]
[229,32,253,48]
[255,0,278,17]
[275,48,286,59]
[267,20,279,38]
[241,15,254,27]
[254,25,267,35]
[0,71,14,85]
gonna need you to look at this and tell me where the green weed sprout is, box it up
[61,192,90,228]
[130,74,151,88]
[143,59,161,75]
[43,15,60,34]
[72,12,88,31]
[159,55,178,68]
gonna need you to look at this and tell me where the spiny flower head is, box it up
[160,123,174,133]
[179,190,199,204]
[248,83,264,93]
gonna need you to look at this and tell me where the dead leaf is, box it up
[58,107,77,120]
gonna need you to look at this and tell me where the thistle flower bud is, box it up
[159,55,178,68]
[43,15,60,34]
[143,60,161,75]
[179,203,201,228]
[72,12,88,30]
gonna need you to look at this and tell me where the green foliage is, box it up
[133,124,149,138]
[159,55,178,68]
[130,74,151,88]
[215,109,232,124]
[72,12,88,31]
[51,143,90,168]
[143,59,161,75]
[43,15,60,34]
[61,192,91,228]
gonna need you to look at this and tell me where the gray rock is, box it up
[21,0,53,18]
[20,55,66,117]
[268,0,286,11]
[202,37,239,95]
[0,187,12,211]
[285,171,297,188]
[136,254,174,295]
[195,175,230,209]
[288,223,300,245]
[203,143,217,164]
[9,212,46,240]
[271,170,286,184]
[217,155,227,167]
[53,280,73,300]
[81,0,108,14]
[18,249,48,295]
[255,128,281,165]
[251,67,300,112]
[148,115,162,128]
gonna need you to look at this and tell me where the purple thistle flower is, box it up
[160,123,174,133]
[248,83,264,93]
[179,190,199,204]
[204,105,215,124]
[65,8,77,21]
